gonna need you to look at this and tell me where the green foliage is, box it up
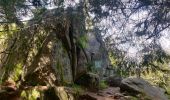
[21,89,40,100]
[109,52,117,66]
[32,8,47,21]
[21,91,27,99]
[70,84,85,98]
[11,63,22,81]
[140,62,170,95]
[108,52,130,77]
[117,69,129,77]
[0,0,25,22]
[77,34,88,48]
[165,86,170,95]
[99,80,108,90]
[86,62,98,74]
[72,84,84,93]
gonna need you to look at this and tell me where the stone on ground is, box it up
[120,77,168,100]
[75,72,99,91]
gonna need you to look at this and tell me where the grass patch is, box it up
[99,80,108,90]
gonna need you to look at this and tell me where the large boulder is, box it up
[75,73,99,91]
[105,75,122,87]
[120,78,168,100]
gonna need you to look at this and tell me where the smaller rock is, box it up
[106,91,113,95]
[75,72,99,91]
[78,94,97,100]
[114,93,124,99]
[98,87,120,97]
[124,96,132,100]
[97,92,105,96]
[105,75,122,87]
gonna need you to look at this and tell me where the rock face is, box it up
[86,32,109,76]
[52,40,72,84]
[120,78,168,100]
[75,73,99,91]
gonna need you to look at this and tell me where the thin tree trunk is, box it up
[69,22,77,82]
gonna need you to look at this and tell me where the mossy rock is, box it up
[43,86,74,100]
[75,72,99,92]
[165,86,170,95]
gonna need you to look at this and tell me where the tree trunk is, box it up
[69,22,77,82]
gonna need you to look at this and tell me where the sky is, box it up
[160,33,170,55]
[98,8,170,62]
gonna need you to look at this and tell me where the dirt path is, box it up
[80,87,129,100]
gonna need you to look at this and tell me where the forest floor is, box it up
[81,87,130,100]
